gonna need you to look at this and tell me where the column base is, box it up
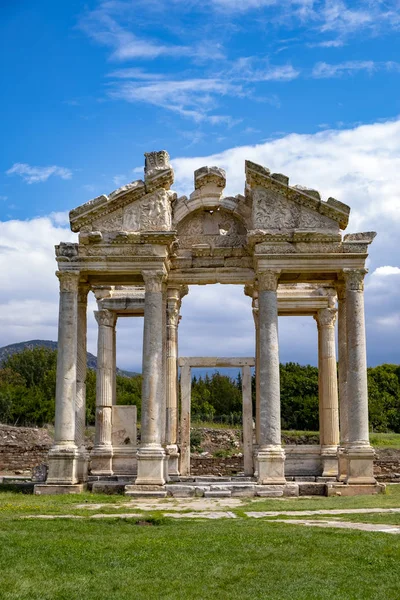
[345,445,376,485]
[257,446,286,485]
[46,444,79,485]
[166,444,180,476]
[337,446,348,481]
[321,445,339,478]
[76,447,90,483]
[112,447,137,476]
[135,446,166,486]
[90,446,113,476]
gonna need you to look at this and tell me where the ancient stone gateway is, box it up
[35,150,381,497]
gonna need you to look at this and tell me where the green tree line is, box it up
[0,348,399,433]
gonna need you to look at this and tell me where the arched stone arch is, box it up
[176,205,248,250]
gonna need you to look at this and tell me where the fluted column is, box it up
[136,270,166,486]
[179,364,191,476]
[75,283,90,482]
[314,307,339,477]
[91,309,116,476]
[336,282,349,480]
[165,287,181,475]
[242,365,254,476]
[256,270,285,484]
[343,269,376,484]
[47,271,80,485]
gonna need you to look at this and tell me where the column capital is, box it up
[258,270,281,292]
[167,299,180,328]
[142,270,166,292]
[78,283,91,305]
[343,268,368,292]
[314,307,337,328]
[56,271,80,293]
[335,281,346,301]
[94,309,117,328]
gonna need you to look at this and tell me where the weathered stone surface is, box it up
[298,482,326,496]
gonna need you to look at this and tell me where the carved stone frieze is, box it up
[92,210,124,232]
[55,243,79,259]
[56,271,80,293]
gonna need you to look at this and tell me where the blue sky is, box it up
[1,0,400,370]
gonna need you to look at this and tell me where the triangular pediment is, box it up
[69,151,175,233]
[245,160,350,232]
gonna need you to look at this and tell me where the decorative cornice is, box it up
[258,270,280,291]
[94,309,117,328]
[343,268,367,292]
[56,271,79,293]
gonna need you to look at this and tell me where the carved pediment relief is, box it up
[252,187,339,233]
[177,209,247,249]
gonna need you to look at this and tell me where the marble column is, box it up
[47,271,80,485]
[343,269,376,484]
[314,307,339,477]
[165,287,181,475]
[75,283,90,483]
[179,364,191,476]
[136,270,166,486]
[256,270,285,484]
[242,365,254,476]
[336,282,349,480]
[91,309,117,476]
[252,293,260,447]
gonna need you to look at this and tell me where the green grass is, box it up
[1,487,400,599]
[370,432,400,448]
[1,517,400,600]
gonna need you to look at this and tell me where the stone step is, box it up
[92,481,126,494]
[298,482,326,496]
[124,484,167,498]
[204,490,232,498]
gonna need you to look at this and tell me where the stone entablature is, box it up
[37,150,380,497]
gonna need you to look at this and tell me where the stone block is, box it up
[166,485,195,498]
[326,483,386,497]
[298,482,326,496]
[283,483,299,497]
[34,484,87,495]
[294,476,316,482]
[125,487,167,498]
[230,485,256,497]
[92,481,125,494]
[31,463,48,483]
[256,485,285,497]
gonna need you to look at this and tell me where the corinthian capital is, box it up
[78,283,91,304]
[258,270,280,292]
[314,307,337,328]
[56,271,80,293]
[142,270,165,292]
[343,268,367,292]
[94,309,117,328]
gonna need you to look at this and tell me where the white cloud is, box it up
[2,119,400,367]
[169,117,400,365]
[372,266,400,277]
[311,60,400,78]
[108,77,245,122]
[6,163,72,184]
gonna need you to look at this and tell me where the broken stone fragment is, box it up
[271,173,289,185]
[194,166,226,189]
[293,184,321,200]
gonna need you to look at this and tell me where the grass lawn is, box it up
[0,487,400,599]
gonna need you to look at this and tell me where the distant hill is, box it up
[0,340,139,377]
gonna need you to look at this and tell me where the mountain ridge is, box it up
[0,340,139,377]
